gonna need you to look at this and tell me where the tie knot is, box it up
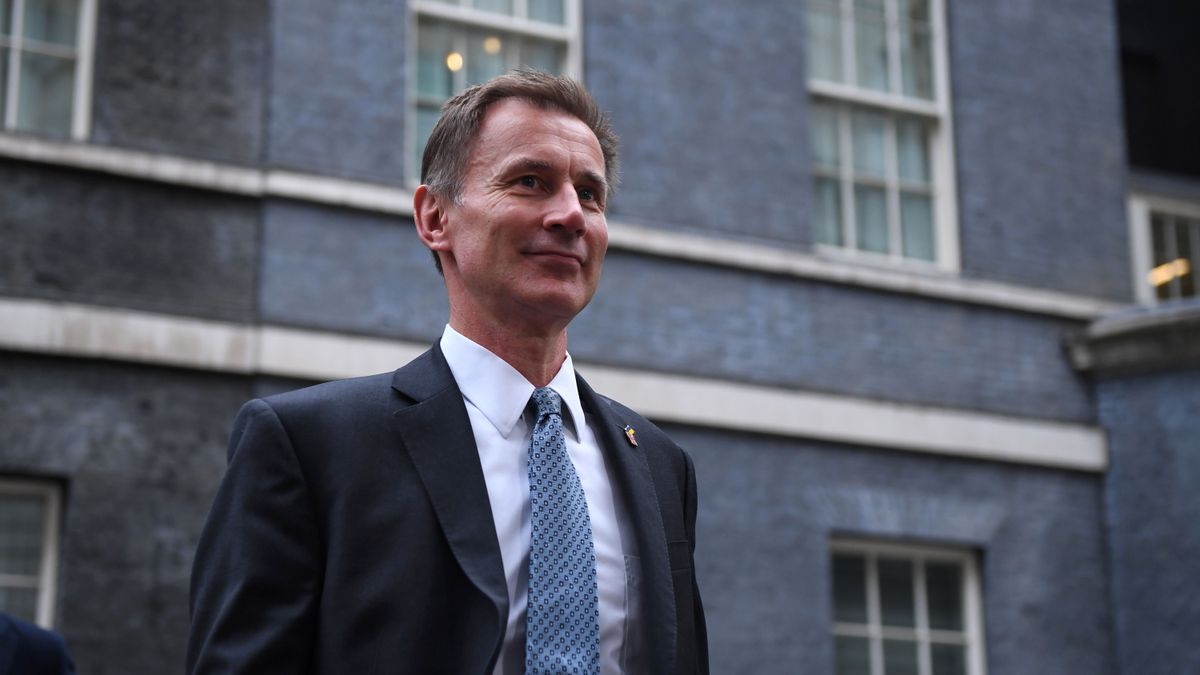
[531,387,562,419]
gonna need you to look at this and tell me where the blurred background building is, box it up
[0,0,1197,673]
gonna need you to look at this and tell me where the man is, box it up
[188,70,707,674]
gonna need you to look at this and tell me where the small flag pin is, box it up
[624,425,638,447]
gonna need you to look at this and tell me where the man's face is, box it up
[437,98,609,332]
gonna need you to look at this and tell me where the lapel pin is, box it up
[623,425,638,447]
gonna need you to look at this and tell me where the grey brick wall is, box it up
[265,0,409,183]
[0,162,260,322]
[950,0,1131,300]
[677,424,1115,675]
[1098,367,1200,675]
[0,353,248,675]
[90,0,267,166]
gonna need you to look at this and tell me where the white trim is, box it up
[71,0,97,140]
[0,297,1109,472]
[0,133,1119,319]
[0,479,61,629]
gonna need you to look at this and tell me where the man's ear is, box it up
[414,185,453,256]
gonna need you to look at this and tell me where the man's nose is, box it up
[543,184,587,236]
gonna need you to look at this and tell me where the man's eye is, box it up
[517,176,538,188]
[578,187,596,201]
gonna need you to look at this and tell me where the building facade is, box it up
[0,0,1195,673]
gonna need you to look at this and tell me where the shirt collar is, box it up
[440,324,585,439]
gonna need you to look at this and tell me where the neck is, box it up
[449,312,569,387]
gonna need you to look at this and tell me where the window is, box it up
[831,540,986,675]
[410,0,581,178]
[0,479,62,628]
[1128,193,1200,303]
[1,0,95,139]
[805,0,958,269]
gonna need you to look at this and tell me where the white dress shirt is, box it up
[440,325,635,675]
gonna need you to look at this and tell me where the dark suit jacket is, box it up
[0,614,75,675]
[188,345,707,674]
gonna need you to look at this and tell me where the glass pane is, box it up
[0,48,7,115]
[806,2,843,83]
[814,177,844,246]
[926,561,964,630]
[1150,213,1174,300]
[22,0,78,45]
[899,0,930,22]
[896,118,929,184]
[1,0,11,35]
[16,51,75,136]
[472,0,514,17]
[854,13,888,92]
[901,193,934,261]
[415,104,442,177]
[1176,218,1196,298]
[878,557,915,627]
[835,635,871,675]
[0,495,48,577]
[528,0,565,24]
[900,24,933,100]
[851,109,887,178]
[0,587,39,623]
[855,185,889,253]
[884,639,919,675]
[416,19,455,100]
[810,101,840,170]
[466,28,507,86]
[931,643,966,675]
[832,553,868,623]
[518,37,563,74]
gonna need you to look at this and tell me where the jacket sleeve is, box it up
[682,449,710,675]
[187,399,323,675]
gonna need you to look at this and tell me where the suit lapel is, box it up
[389,347,509,621]
[577,373,677,675]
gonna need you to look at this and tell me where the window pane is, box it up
[1150,214,1174,301]
[466,28,507,86]
[518,37,563,74]
[931,643,966,675]
[416,19,455,99]
[854,11,888,92]
[0,495,48,576]
[0,587,39,623]
[528,0,565,25]
[899,0,930,22]
[415,104,441,175]
[900,24,933,99]
[878,557,915,627]
[835,636,872,675]
[806,2,843,83]
[896,118,929,184]
[925,561,964,630]
[884,639,919,675]
[15,51,74,136]
[22,0,78,46]
[810,101,840,170]
[1176,218,1196,297]
[472,0,513,17]
[814,177,844,246]
[855,184,889,254]
[851,109,887,178]
[901,193,934,261]
[0,48,7,114]
[832,553,868,623]
[1,0,10,35]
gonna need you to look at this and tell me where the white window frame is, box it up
[806,0,960,273]
[831,538,987,675]
[1128,192,1200,304]
[0,478,63,629]
[407,0,583,186]
[0,0,97,140]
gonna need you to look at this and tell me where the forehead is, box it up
[467,98,604,175]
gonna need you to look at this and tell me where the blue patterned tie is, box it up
[525,387,601,675]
